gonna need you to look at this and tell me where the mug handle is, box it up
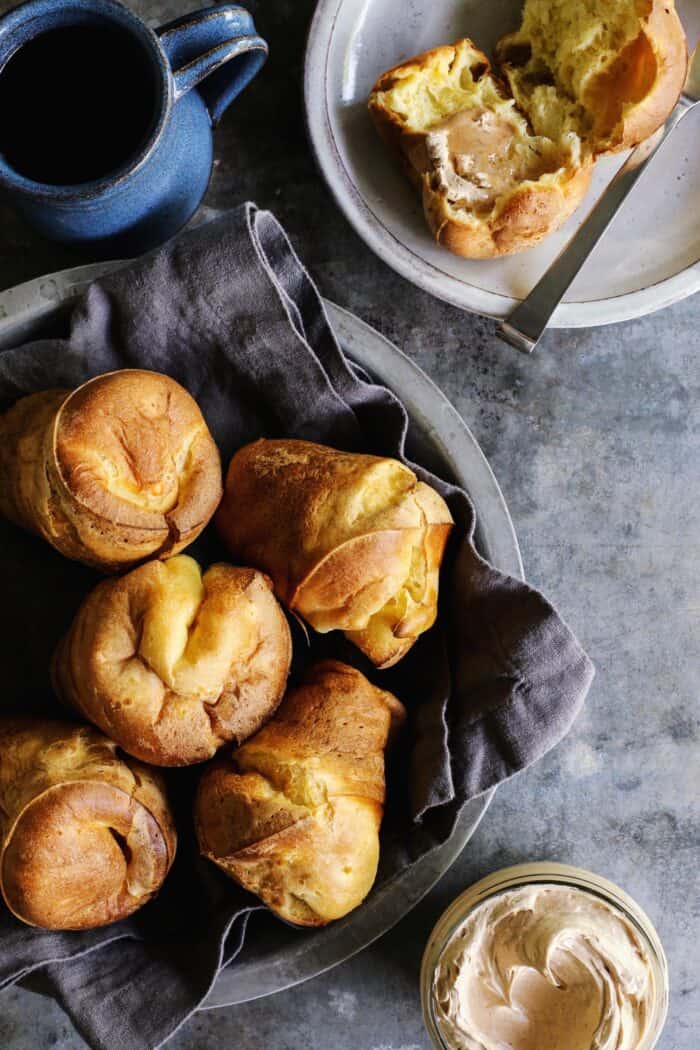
[157,4,268,125]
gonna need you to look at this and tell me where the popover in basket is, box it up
[53,555,292,766]
[216,439,453,668]
[0,369,222,572]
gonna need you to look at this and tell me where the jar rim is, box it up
[420,862,669,1050]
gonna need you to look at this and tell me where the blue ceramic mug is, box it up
[0,0,267,253]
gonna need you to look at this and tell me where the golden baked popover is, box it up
[216,438,453,668]
[53,555,292,766]
[370,38,592,258]
[0,719,176,930]
[195,661,405,926]
[369,0,687,258]
[497,0,687,153]
[0,369,222,571]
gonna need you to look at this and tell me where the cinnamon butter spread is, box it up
[424,110,512,207]
[432,885,656,1050]
[422,109,563,213]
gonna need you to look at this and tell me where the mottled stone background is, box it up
[0,1,698,1047]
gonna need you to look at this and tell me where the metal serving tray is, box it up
[0,263,523,1007]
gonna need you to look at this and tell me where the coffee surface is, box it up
[0,24,159,185]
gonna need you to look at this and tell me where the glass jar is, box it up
[420,862,669,1050]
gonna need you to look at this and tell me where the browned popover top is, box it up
[53,556,292,766]
[51,369,223,540]
[195,660,405,926]
[216,439,453,668]
[0,369,223,571]
[0,719,176,930]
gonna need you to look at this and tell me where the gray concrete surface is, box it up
[0,1,698,1047]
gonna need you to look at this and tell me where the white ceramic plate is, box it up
[305,0,700,327]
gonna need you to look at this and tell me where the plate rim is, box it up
[0,263,523,1008]
[303,0,700,328]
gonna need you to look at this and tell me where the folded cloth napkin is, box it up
[0,204,593,1050]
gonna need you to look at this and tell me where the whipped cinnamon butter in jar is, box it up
[421,863,668,1050]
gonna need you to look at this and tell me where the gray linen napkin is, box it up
[0,204,593,1049]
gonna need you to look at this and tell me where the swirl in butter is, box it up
[432,885,657,1050]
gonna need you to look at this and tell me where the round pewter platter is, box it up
[0,262,523,1008]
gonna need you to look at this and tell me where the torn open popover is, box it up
[368,0,686,258]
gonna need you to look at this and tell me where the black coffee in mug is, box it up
[0,0,267,253]
[0,23,158,185]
